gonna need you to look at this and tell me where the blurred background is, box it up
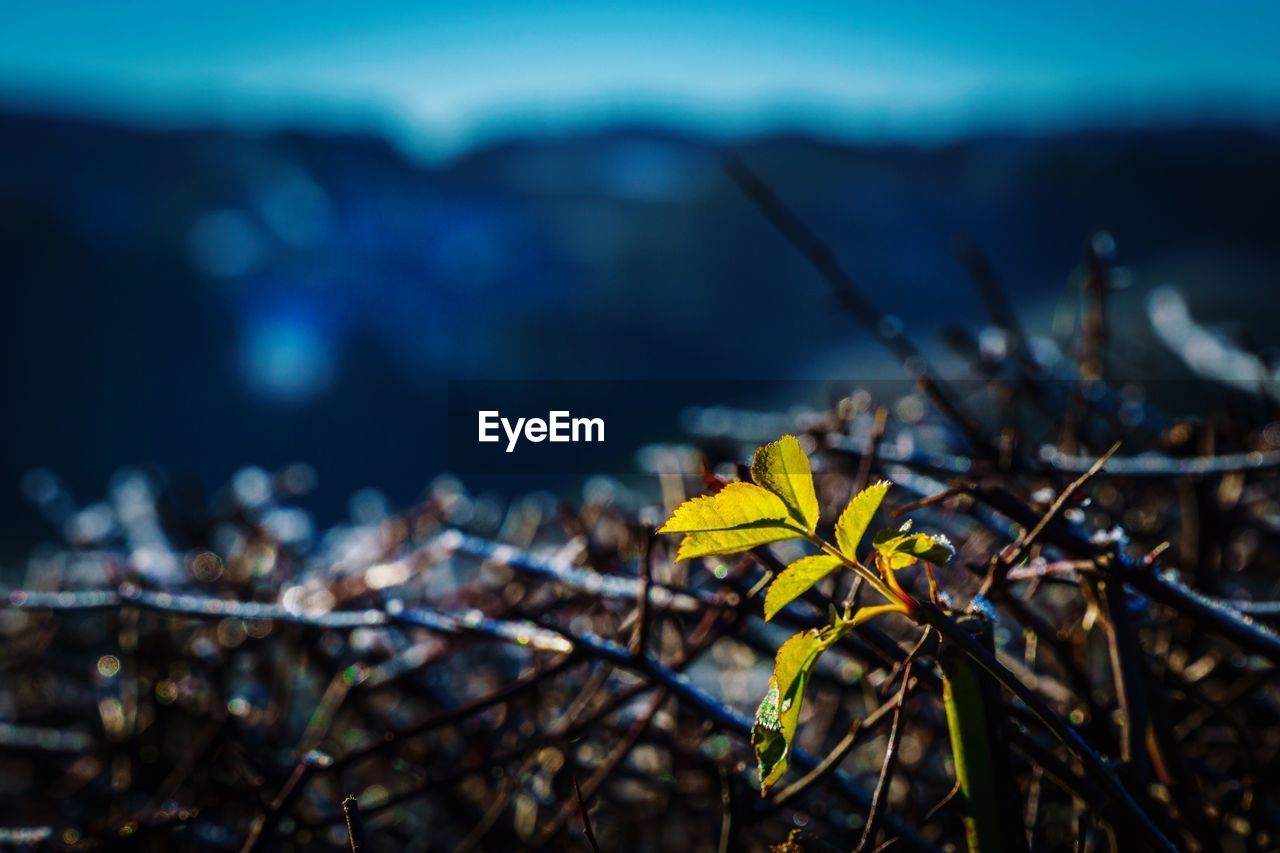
[4,1,1280,562]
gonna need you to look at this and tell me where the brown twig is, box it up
[631,524,655,656]
[889,487,961,519]
[856,654,918,851]
[572,776,601,853]
[723,153,996,459]
[1061,242,1110,452]
[342,796,366,853]
[854,406,890,493]
[980,440,1120,597]
[532,689,668,848]
[954,236,1029,351]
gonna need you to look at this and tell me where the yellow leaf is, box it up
[659,482,790,533]
[763,554,843,621]
[773,628,830,696]
[673,530,798,561]
[884,551,916,570]
[834,480,891,560]
[659,482,801,560]
[753,626,840,793]
[873,525,955,568]
[750,434,820,533]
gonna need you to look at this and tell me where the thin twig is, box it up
[889,488,961,519]
[532,689,668,847]
[718,766,734,853]
[572,776,601,853]
[924,780,961,824]
[631,524,655,656]
[954,236,1029,351]
[1061,243,1109,452]
[995,440,1120,577]
[342,796,365,853]
[241,755,324,853]
[854,406,890,493]
[1040,445,1280,476]
[1024,765,1044,850]
[723,153,995,458]
[856,655,918,851]
[962,482,1280,662]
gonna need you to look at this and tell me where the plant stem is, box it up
[939,619,1022,853]
[806,534,903,611]
[916,602,1174,852]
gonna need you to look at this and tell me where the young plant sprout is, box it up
[659,435,952,792]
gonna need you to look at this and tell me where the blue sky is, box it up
[3,2,1279,155]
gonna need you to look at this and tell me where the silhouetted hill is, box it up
[3,109,1280,557]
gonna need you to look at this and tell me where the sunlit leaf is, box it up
[872,525,908,550]
[896,533,955,566]
[763,554,843,621]
[873,523,955,568]
[753,626,839,793]
[750,434,820,533]
[659,482,802,560]
[834,480,891,560]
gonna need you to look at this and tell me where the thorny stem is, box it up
[791,507,1173,851]
[914,602,1175,852]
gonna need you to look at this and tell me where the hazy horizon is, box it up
[4,2,1280,158]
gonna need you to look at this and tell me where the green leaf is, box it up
[750,434,820,533]
[751,682,787,793]
[834,480,891,559]
[873,522,955,568]
[763,554,843,621]
[897,533,956,566]
[753,626,840,793]
[659,482,802,560]
[871,523,908,550]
